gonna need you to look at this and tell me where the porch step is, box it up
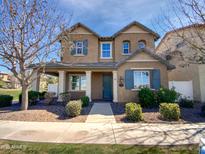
[86,103,116,123]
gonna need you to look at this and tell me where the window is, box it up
[75,41,83,55]
[69,75,86,91]
[138,40,146,49]
[133,71,150,89]
[122,41,130,54]
[101,42,112,58]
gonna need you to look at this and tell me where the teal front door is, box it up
[103,74,113,100]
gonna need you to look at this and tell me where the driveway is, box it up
[0,120,205,145]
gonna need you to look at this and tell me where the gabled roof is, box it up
[117,48,175,70]
[112,21,160,41]
[156,23,205,51]
[63,22,100,38]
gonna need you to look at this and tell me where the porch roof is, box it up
[30,62,118,69]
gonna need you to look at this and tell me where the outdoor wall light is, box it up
[119,76,124,87]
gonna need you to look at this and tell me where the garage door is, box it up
[169,81,193,99]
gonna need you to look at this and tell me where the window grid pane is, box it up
[134,71,150,89]
[123,42,129,54]
[70,75,86,91]
[76,41,83,54]
[102,43,111,58]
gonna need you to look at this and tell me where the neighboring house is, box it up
[0,72,21,89]
[156,24,205,103]
[31,21,174,102]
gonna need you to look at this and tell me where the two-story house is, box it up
[31,21,175,103]
[156,24,205,103]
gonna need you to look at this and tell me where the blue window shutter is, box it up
[71,41,76,55]
[125,70,134,90]
[83,40,88,55]
[151,69,161,90]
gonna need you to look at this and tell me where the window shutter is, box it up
[151,69,161,90]
[125,70,134,90]
[83,40,88,55]
[71,41,76,55]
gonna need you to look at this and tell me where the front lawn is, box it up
[0,88,21,101]
[0,139,198,154]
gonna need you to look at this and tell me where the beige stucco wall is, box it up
[114,33,155,62]
[61,33,99,63]
[168,63,201,102]
[61,24,155,63]
[199,65,205,103]
[117,52,168,103]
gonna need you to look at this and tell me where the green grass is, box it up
[0,139,199,154]
[0,88,21,101]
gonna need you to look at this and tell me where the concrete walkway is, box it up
[0,120,205,145]
[86,103,116,123]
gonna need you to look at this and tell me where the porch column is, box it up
[31,71,40,91]
[112,71,118,102]
[86,71,92,101]
[58,71,66,101]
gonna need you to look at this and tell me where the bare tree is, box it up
[0,0,69,110]
[155,0,205,64]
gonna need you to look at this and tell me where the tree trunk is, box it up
[21,85,29,110]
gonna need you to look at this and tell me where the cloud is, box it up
[58,0,168,35]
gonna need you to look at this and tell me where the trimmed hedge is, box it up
[157,88,179,103]
[81,96,89,107]
[39,91,47,100]
[19,91,40,106]
[59,92,71,106]
[160,103,180,121]
[138,87,156,108]
[65,100,82,117]
[0,95,13,108]
[179,97,194,108]
[125,102,143,122]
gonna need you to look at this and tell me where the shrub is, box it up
[201,105,205,117]
[19,91,40,106]
[59,92,71,106]
[39,91,47,100]
[157,87,179,103]
[65,100,82,117]
[0,95,13,107]
[179,97,194,108]
[44,92,56,105]
[81,96,89,107]
[138,87,156,108]
[159,103,180,121]
[125,102,143,122]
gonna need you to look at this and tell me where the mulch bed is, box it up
[0,102,93,122]
[111,103,205,123]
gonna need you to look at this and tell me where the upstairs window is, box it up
[75,41,83,55]
[122,41,130,55]
[138,40,146,49]
[101,42,112,59]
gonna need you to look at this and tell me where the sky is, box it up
[0,0,172,73]
[58,0,169,36]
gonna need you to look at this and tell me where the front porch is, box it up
[31,70,118,102]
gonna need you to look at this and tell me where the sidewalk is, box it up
[86,103,116,123]
[0,120,205,145]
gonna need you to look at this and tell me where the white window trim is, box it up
[100,42,113,59]
[122,42,130,55]
[75,41,84,56]
[69,74,86,91]
[133,71,151,90]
